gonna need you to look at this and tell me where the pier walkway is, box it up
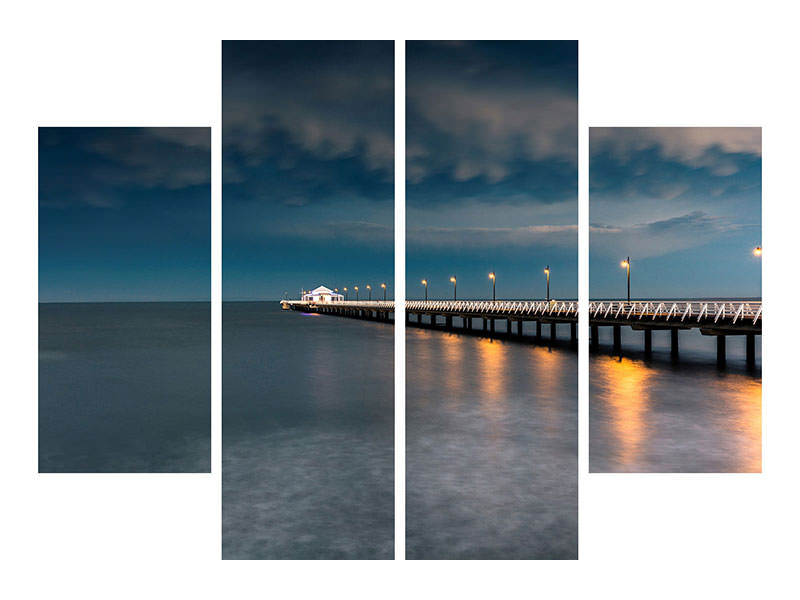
[280,298,761,367]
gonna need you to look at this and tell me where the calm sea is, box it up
[590,326,762,472]
[38,302,210,473]
[406,327,578,559]
[222,302,394,559]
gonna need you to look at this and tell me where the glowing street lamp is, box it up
[381,282,386,301]
[421,279,428,301]
[620,257,631,303]
[343,286,348,300]
[544,265,550,302]
[450,276,457,300]
[366,284,372,300]
[489,272,496,301]
[753,246,762,257]
[354,285,359,301]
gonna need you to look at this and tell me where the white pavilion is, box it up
[302,285,344,303]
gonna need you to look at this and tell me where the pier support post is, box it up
[613,325,621,353]
[463,316,470,330]
[507,319,513,334]
[550,323,557,342]
[483,318,488,331]
[490,319,495,333]
[671,329,679,359]
[406,312,410,323]
[746,334,756,369]
[430,314,437,326]
[445,315,453,329]
[536,321,542,340]
[591,325,598,350]
[644,329,652,357]
[570,322,577,345]
[517,320,523,336]
[717,335,726,368]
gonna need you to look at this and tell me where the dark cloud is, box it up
[223,41,394,209]
[39,127,210,209]
[590,127,762,205]
[407,41,577,208]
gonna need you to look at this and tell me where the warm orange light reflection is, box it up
[528,345,564,434]
[711,374,762,472]
[439,332,465,408]
[753,246,762,257]
[594,356,652,467]
[476,338,509,437]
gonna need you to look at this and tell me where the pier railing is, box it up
[588,300,761,327]
[282,300,395,310]
[406,299,577,319]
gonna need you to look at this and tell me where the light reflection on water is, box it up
[406,329,577,560]
[590,354,761,473]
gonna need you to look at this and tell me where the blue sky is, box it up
[406,41,578,300]
[590,127,762,299]
[222,41,394,300]
[39,127,210,302]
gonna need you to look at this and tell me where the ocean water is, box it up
[39,302,210,473]
[590,327,762,472]
[222,302,394,560]
[406,328,578,559]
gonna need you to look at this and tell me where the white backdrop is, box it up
[1,1,797,598]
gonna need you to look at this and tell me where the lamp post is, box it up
[343,287,348,300]
[381,282,386,301]
[421,279,428,301]
[354,285,359,301]
[544,265,550,302]
[620,257,630,302]
[489,272,496,301]
[366,284,372,301]
[450,276,457,300]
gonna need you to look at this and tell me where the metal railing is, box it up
[588,300,762,325]
[283,300,395,310]
[405,300,578,317]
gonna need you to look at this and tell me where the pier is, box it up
[281,298,762,367]
[281,300,395,322]
[589,300,761,368]
[406,300,578,345]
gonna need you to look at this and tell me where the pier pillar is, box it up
[644,329,652,357]
[536,321,542,340]
[406,312,410,323]
[445,315,453,329]
[463,316,470,330]
[418,313,422,323]
[507,319,513,334]
[746,334,756,369]
[517,320,523,336]
[717,335,726,368]
[671,329,679,359]
[550,323,557,342]
[613,325,621,354]
[570,322,577,345]
[483,318,488,331]
[430,314,437,326]
[490,319,495,333]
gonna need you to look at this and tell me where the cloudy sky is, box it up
[406,41,578,300]
[39,127,210,302]
[590,127,761,299]
[223,41,394,300]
